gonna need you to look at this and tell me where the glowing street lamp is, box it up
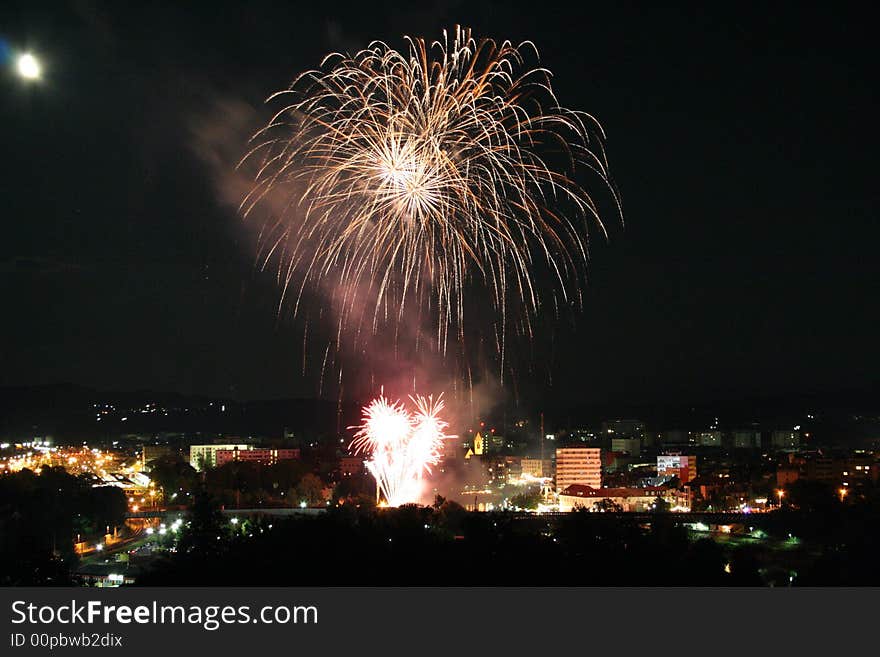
[776,489,785,508]
[838,487,848,502]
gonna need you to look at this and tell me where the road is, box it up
[78,522,154,565]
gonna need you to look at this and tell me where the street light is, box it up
[838,487,848,502]
[776,489,785,508]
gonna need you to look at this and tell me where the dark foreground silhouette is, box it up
[135,489,880,586]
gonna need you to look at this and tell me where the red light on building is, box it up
[215,448,300,467]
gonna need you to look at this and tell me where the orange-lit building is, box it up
[555,447,602,493]
[339,455,365,477]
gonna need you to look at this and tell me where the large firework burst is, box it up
[350,393,451,506]
[242,26,620,382]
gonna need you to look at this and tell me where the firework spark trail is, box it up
[242,26,621,383]
[350,393,451,506]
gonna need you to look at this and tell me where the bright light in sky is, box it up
[17,53,40,80]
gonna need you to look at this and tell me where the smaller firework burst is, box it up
[350,393,452,506]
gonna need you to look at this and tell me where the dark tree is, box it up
[148,455,197,499]
[176,488,228,557]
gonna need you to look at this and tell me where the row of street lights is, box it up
[776,486,850,506]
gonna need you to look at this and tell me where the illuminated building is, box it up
[801,452,879,490]
[339,455,365,477]
[555,447,601,493]
[95,472,153,504]
[75,564,139,587]
[488,433,505,453]
[483,455,522,484]
[841,453,879,487]
[189,444,251,471]
[473,432,485,456]
[215,447,300,466]
[521,457,553,478]
[141,445,172,467]
[558,485,671,512]
[657,454,697,484]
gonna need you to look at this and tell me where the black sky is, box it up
[1,1,877,407]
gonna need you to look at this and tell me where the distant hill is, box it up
[0,382,876,446]
[0,383,360,442]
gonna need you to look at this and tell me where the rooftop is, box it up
[560,485,666,498]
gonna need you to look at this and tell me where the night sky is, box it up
[1,1,877,407]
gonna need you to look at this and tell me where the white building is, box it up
[558,485,672,512]
[189,444,251,471]
[555,447,601,493]
[657,454,697,483]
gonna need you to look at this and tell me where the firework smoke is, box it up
[242,26,621,385]
[350,393,452,506]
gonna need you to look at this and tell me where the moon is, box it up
[17,53,41,80]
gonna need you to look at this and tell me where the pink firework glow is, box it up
[350,393,452,506]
